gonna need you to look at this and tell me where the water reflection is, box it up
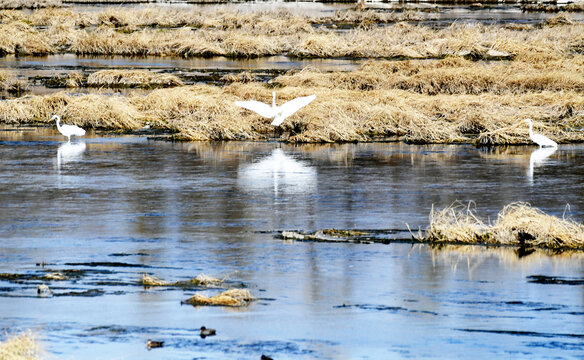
[528,146,557,184]
[57,141,86,170]
[1,129,584,359]
[426,244,584,279]
[237,148,317,195]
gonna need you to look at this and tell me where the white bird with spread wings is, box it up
[235,91,316,126]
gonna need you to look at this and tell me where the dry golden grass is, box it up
[87,70,183,88]
[0,330,44,360]
[424,202,584,250]
[184,289,254,307]
[0,0,60,9]
[5,7,431,30]
[0,8,581,60]
[275,57,584,95]
[0,21,53,55]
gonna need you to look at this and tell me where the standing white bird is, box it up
[235,92,316,126]
[53,115,85,142]
[524,118,557,148]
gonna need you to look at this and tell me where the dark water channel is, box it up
[1,127,583,359]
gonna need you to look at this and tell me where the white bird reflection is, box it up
[527,146,556,184]
[237,148,317,195]
[57,141,86,170]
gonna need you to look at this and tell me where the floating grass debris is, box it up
[183,289,254,307]
[0,330,45,360]
[141,273,167,286]
[424,202,584,250]
[141,273,225,287]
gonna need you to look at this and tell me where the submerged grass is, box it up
[0,330,44,360]
[425,202,584,250]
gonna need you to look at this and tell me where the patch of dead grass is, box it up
[424,202,584,250]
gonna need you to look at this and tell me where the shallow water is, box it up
[1,127,583,359]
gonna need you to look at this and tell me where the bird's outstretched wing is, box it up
[271,95,316,126]
[235,100,277,119]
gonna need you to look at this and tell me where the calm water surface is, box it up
[0,127,583,359]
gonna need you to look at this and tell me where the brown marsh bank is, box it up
[1,80,582,144]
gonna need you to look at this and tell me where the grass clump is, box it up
[184,289,254,307]
[424,202,584,250]
[0,330,45,360]
[87,70,183,88]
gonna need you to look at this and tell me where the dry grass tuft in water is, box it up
[184,289,254,307]
[424,202,491,244]
[491,203,584,249]
[424,202,584,250]
[0,330,45,360]
[141,273,168,286]
[87,70,183,89]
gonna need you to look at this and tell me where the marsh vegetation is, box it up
[0,3,582,144]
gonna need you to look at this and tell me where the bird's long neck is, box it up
[527,121,534,138]
[272,92,276,108]
[55,116,62,131]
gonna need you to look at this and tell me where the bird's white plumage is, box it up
[524,119,557,148]
[53,115,85,141]
[235,92,316,126]
[234,100,278,119]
